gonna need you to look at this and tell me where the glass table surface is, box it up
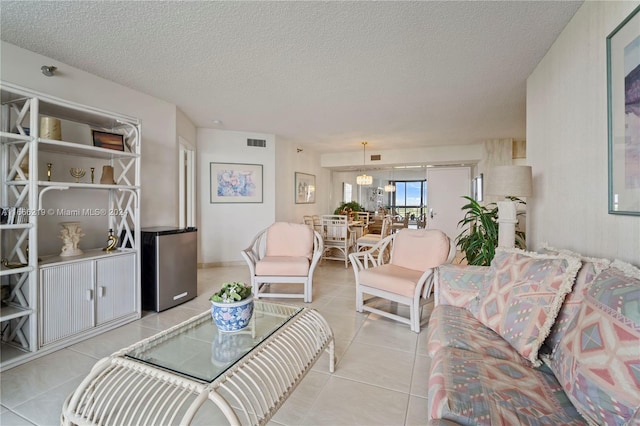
[125,301,302,383]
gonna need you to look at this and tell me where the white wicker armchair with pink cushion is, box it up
[241,222,323,303]
[348,228,456,332]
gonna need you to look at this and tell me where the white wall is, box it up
[1,42,183,229]
[527,1,640,266]
[274,139,332,222]
[321,143,483,169]
[197,129,276,265]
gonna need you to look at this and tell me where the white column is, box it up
[497,200,518,248]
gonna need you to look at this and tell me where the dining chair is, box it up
[312,215,323,235]
[303,215,314,228]
[349,228,456,332]
[356,211,370,234]
[241,222,323,302]
[321,214,353,268]
[356,216,392,252]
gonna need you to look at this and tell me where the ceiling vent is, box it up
[370,154,381,161]
[247,138,266,147]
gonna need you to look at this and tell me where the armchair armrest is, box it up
[240,227,268,276]
[348,233,396,272]
[434,264,489,310]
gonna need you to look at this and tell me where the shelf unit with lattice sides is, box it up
[0,82,141,370]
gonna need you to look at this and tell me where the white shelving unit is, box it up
[0,82,141,371]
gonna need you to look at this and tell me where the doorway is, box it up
[178,138,196,229]
[425,167,471,240]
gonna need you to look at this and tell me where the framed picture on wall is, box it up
[607,5,640,215]
[343,182,352,202]
[210,162,263,203]
[295,172,316,204]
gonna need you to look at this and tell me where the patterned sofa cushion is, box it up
[550,260,640,425]
[427,305,530,366]
[474,248,581,366]
[428,347,587,425]
[434,264,489,313]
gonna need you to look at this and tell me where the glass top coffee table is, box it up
[62,301,335,426]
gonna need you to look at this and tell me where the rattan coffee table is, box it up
[61,301,335,426]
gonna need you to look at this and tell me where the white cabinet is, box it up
[95,254,136,325]
[39,252,136,347]
[40,261,94,346]
[1,82,141,370]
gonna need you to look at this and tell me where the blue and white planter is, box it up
[210,295,254,332]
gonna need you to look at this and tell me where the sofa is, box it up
[425,247,640,425]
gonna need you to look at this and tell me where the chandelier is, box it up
[356,141,373,185]
[384,167,396,192]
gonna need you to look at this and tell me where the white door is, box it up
[426,167,471,240]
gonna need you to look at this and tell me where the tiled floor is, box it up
[0,261,435,425]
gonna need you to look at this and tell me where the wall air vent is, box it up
[370,154,381,161]
[247,138,266,147]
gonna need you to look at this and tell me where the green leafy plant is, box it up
[210,282,252,303]
[333,201,364,215]
[455,196,526,266]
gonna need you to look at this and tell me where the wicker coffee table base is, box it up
[61,307,334,426]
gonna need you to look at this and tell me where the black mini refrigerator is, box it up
[141,227,197,312]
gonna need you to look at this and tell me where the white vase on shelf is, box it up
[59,222,84,257]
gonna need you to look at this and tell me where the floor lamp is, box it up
[485,165,533,248]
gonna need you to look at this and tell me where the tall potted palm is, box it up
[456,196,525,266]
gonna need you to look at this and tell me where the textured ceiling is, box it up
[0,1,582,153]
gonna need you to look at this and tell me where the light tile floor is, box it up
[0,261,435,425]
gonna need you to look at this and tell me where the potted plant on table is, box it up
[334,201,365,219]
[210,282,254,332]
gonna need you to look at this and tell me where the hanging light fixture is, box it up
[384,167,396,192]
[356,141,373,185]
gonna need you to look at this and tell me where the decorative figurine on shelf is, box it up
[103,229,118,252]
[90,167,95,184]
[100,165,116,185]
[59,222,84,257]
[69,168,86,183]
[47,163,52,181]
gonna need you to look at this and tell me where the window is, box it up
[389,180,427,224]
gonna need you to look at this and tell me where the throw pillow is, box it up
[474,248,581,366]
[552,259,640,426]
[539,243,611,354]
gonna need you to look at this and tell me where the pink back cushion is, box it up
[391,229,450,271]
[265,222,314,259]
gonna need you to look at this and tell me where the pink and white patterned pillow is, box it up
[474,248,581,366]
[552,260,640,426]
[538,244,610,354]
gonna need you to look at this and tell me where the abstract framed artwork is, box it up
[92,130,124,151]
[210,162,263,203]
[607,5,640,215]
[295,172,315,204]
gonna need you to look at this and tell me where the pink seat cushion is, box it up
[265,222,313,259]
[392,229,450,271]
[358,264,424,298]
[255,256,310,276]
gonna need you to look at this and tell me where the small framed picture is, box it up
[295,172,316,204]
[92,130,125,151]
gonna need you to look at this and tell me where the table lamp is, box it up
[485,165,533,248]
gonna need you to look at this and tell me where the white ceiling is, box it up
[0,1,582,154]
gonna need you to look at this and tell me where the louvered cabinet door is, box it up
[95,253,136,326]
[40,262,95,347]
